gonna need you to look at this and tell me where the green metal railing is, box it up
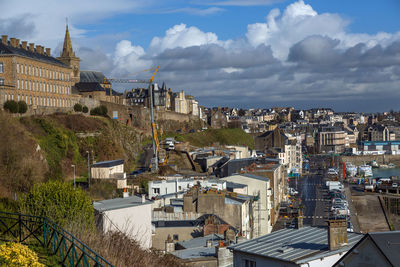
[0,211,113,267]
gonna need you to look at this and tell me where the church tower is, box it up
[57,24,80,84]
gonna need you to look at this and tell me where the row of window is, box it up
[16,62,70,81]
[4,94,71,107]
[16,79,70,95]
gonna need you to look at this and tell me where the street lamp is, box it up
[71,164,76,189]
[86,151,90,188]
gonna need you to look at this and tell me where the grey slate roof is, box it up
[94,195,152,212]
[172,247,217,260]
[368,231,400,265]
[74,82,104,92]
[92,159,124,168]
[177,234,224,249]
[0,41,69,68]
[80,71,106,83]
[229,226,363,264]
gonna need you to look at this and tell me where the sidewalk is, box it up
[343,183,361,233]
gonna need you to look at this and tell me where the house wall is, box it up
[221,175,272,236]
[102,203,152,248]
[91,163,124,179]
[233,251,298,267]
[152,226,201,250]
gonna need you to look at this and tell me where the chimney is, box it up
[165,235,175,252]
[29,43,35,52]
[1,35,7,45]
[206,240,213,248]
[123,188,129,198]
[295,216,303,229]
[141,194,146,203]
[10,38,16,47]
[21,41,27,50]
[45,48,51,56]
[15,39,20,47]
[328,219,348,250]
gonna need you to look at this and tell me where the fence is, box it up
[0,211,113,267]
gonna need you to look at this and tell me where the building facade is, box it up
[0,34,74,109]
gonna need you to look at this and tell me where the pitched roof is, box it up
[368,231,400,265]
[93,195,152,212]
[0,41,69,68]
[229,226,363,264]
[91,159,124,168]
[74,82,104,92]
[80,71,106,83]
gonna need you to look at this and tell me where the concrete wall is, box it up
[152,226,201,250]
[101,203,152,248]
[91,163,124,179]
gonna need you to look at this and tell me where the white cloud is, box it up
[149,24,221,54]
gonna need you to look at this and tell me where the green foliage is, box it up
[90,105,108,117]
[73,103,83,112]
[20,181,94,229]
[18,101,27,114]
[82,106,88,113]
[34,118,83,179]
[0,198,19,213]
[3,100,19,113]
[173,128,255,149]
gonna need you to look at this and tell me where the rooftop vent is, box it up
[277,246,294,253]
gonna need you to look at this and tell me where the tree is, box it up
[82,106,88,113]
[20,181,94,229]
[73,103,83,112]
[3,100,19,113]
[17,101,27,114]
[90,105,108,117]
[238,108,246,117]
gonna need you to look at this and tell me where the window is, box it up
[243,259,256,267]
[16,63,19,73]
[0,62,3,73]
[173,234,179,241]
[153,188,160,194]
[0,78,4,86]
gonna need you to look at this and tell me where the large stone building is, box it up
[0,31,74,109]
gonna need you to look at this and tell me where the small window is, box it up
[0,78,4,86]
[173,234,179,241]
[0,62,4,73]
[243,259,256,267]
[153,188,160,194]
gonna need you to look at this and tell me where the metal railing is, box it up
[0,211,113,267]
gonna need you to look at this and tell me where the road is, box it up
[289,156,329,226]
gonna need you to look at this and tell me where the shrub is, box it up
[82,106,88,113]
[20,180,94,229]
[90,105,108,117]
[73,103,83,112]
[0,242,44,267]
[3,100,19,113]
[18,101,27,114]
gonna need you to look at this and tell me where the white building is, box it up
[148,178,227,199]
[94,195,153,248]
[91,159,126,179]
[221,174,272,237]
[229,223,363,267]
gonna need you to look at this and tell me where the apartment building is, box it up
[316,126,346,153]
[0,31,74,109]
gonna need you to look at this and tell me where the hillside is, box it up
[173,128,255,150]
[0,112,145,198]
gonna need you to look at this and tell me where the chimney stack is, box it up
[123,188,129,198]
[328,219,348,250]
[1,35,7,45]
[141,194,146,203]
[10,38,16,47]
[165,235,175,252]
[206,240,213,248]
[295,215,303,229]
[29,43,34,52]
[45,48,51,56]
[22,41,27,50]
[15,39,20,47]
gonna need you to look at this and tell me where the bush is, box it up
[3,100,19,113]
[90,105,108,117]
[18,101,27,114]
[0,242,44,267]
[20,181,94,229]
[82,106,88,113]
[73,103,83,112]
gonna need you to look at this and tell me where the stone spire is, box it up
[60,25,75,58]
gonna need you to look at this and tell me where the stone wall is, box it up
[341,155,400,165]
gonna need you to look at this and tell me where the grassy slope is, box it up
[172,128,255,150]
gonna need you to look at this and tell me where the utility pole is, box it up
[86,151,90,188]
[71,164,76,189]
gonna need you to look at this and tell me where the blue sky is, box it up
[1,0,400,112]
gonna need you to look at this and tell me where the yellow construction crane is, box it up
[105,66,165,171]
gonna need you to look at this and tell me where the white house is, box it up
[91,159,126,179]
[94,195,153,248]
[229,222,364,267]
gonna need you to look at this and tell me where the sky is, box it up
[1,0,400,112]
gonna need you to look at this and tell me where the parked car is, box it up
[288,188,298,195]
